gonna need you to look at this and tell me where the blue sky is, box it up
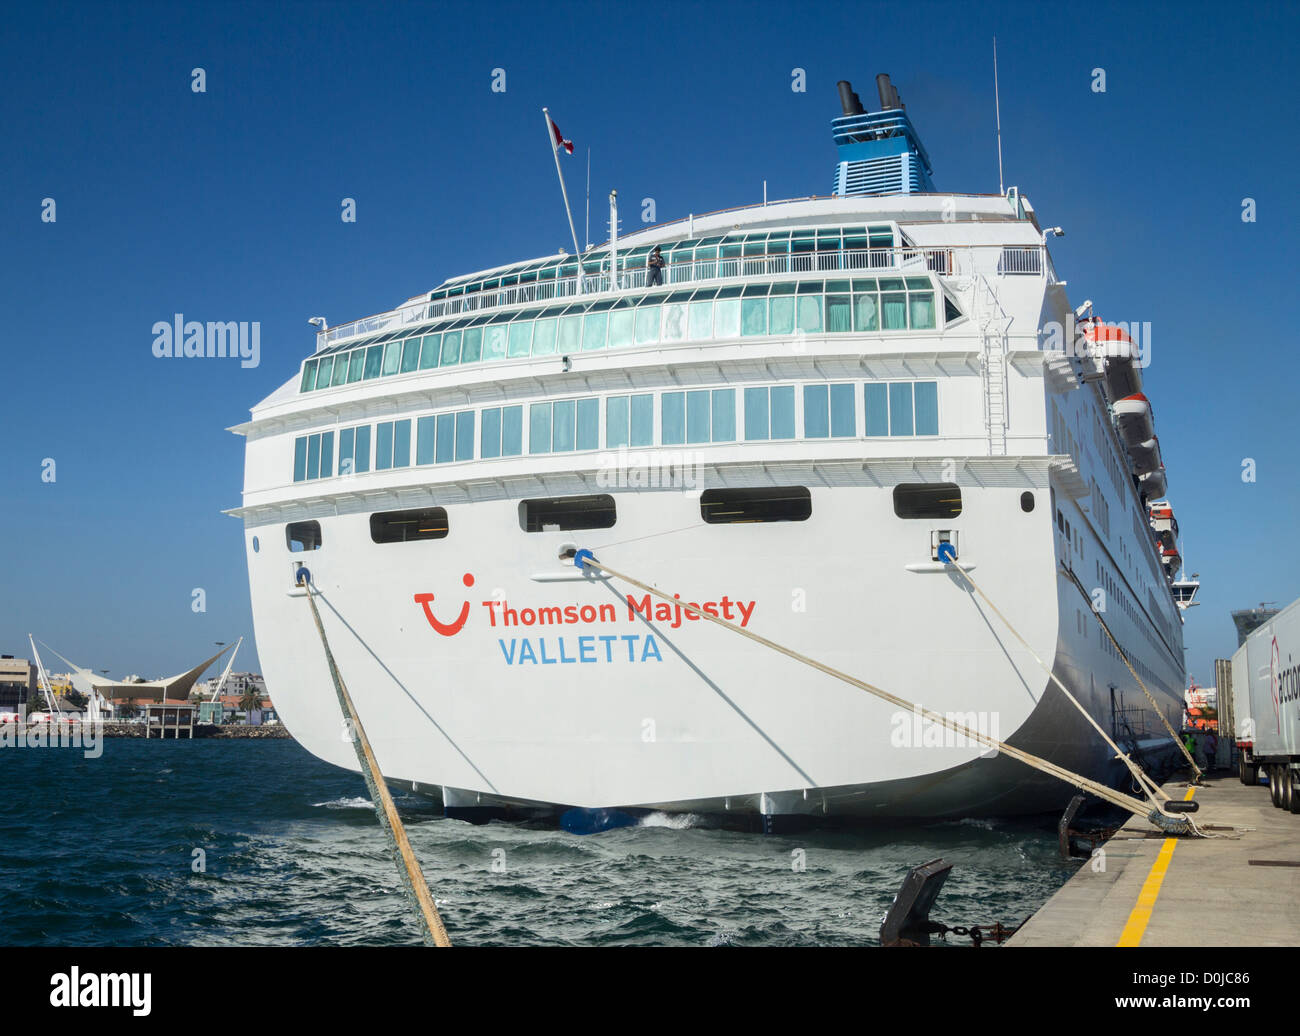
[2,0,1296,689]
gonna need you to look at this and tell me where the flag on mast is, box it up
[550,117,574,155]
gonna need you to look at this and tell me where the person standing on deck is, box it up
[646,245,666,287]
[1203,730,1218,773]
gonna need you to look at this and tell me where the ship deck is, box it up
[1007,775,1300,946]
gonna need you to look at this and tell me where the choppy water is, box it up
[0,738,1083,946]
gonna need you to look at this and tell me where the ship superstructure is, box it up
[231,75,1189,824]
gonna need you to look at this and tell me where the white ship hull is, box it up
[244,470,1184,822]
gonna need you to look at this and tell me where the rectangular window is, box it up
[331,353,350,387]
[582,311,608,351]
[441,331,462,366]
[826,294,851,332]
[460,327,483,363]
[914,381,939,436]
[300,359,317,392]
[370,507,449,544]
[893,483,962,519]
[483,323,509,361]
[417,415,437,465]
[576,397,599,450]
[864,383,889,436]
[796,294,823,334]
[507,320,533,358]
[803,385,829,438]
[501,405,523,456]
[661,391,686,445]
[520,494,616,532]
[347,349,365,382]
[532,318,558,355]
[286,520,322,552]
[454,411,474,461]
[688,301,713,340]
[662,302,688,341]
[889,382,915,436]
[608,307,635,349]
[435,413,455,463]
[363,345,383,379]
[382,340,402,376]
[741,297,768,336]
[315,356,333,388]
[634,305,660,345]
[397,335,418,371]
[769,293,795,335]
[419,334,441,369]
[714,298,741,338]
[711,388,736,442]
[319,431,334,478]
[700,486,811,524]
[745,386,796,440]
[552,399,576,452]
[558,314,582,352]
[293,436,307,482]
[306,434,321,480]
[630,394,653,446]
[606,394,629,449]
[375,421,394,470]
[529,402,552,454]
[686,389,711,444]
[830,383,855,438]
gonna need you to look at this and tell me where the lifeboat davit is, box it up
[1129,435,1162,476]
[1140,467,1168,499]
[1114,392,1155,444]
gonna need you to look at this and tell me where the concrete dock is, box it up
[1008,776,1300,946]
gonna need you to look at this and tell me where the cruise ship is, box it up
[231,74,1194,827]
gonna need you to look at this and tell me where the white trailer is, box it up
[1229,596,1300,813]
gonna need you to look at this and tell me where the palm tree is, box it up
[238,687,264,720]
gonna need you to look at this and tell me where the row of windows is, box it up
[281,482,981,551]
[291,380,942,483]
[426,224,902,303]
[300,276,958,394]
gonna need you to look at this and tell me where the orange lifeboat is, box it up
[1113,392,1155,445]
[1082,320,1143,400]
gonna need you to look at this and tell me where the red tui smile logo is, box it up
[414,574,475,636]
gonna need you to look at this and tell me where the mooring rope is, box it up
[571,549,1200,835]
[298,573,452,946]
[1058,563,1201,779]
[941,559,1170,807]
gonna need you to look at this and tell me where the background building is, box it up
[0,656,36,715]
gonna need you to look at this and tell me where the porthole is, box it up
[1020,491,1035,513]
[252,535,260,553]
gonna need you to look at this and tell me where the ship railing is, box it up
[319,244,1026,350]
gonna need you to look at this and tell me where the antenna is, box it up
[993,37,1005,195]
[585,148,591,251]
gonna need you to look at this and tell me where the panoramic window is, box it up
[700,486,811,525]
[893,483,963,519]
[292,431,335,483]
[286,520,322,552]
[864,381,939,437]
[369,507,449,544]
[519,494,617,533]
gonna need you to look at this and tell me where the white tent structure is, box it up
[39,641,237,706]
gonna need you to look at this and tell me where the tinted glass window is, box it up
[893,483,962,519]
[520,495,616,532]
[700,486,811,524]
[370,507,449,543]
[286,521,322,552]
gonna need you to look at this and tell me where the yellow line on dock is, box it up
[1116,786,1197,947]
